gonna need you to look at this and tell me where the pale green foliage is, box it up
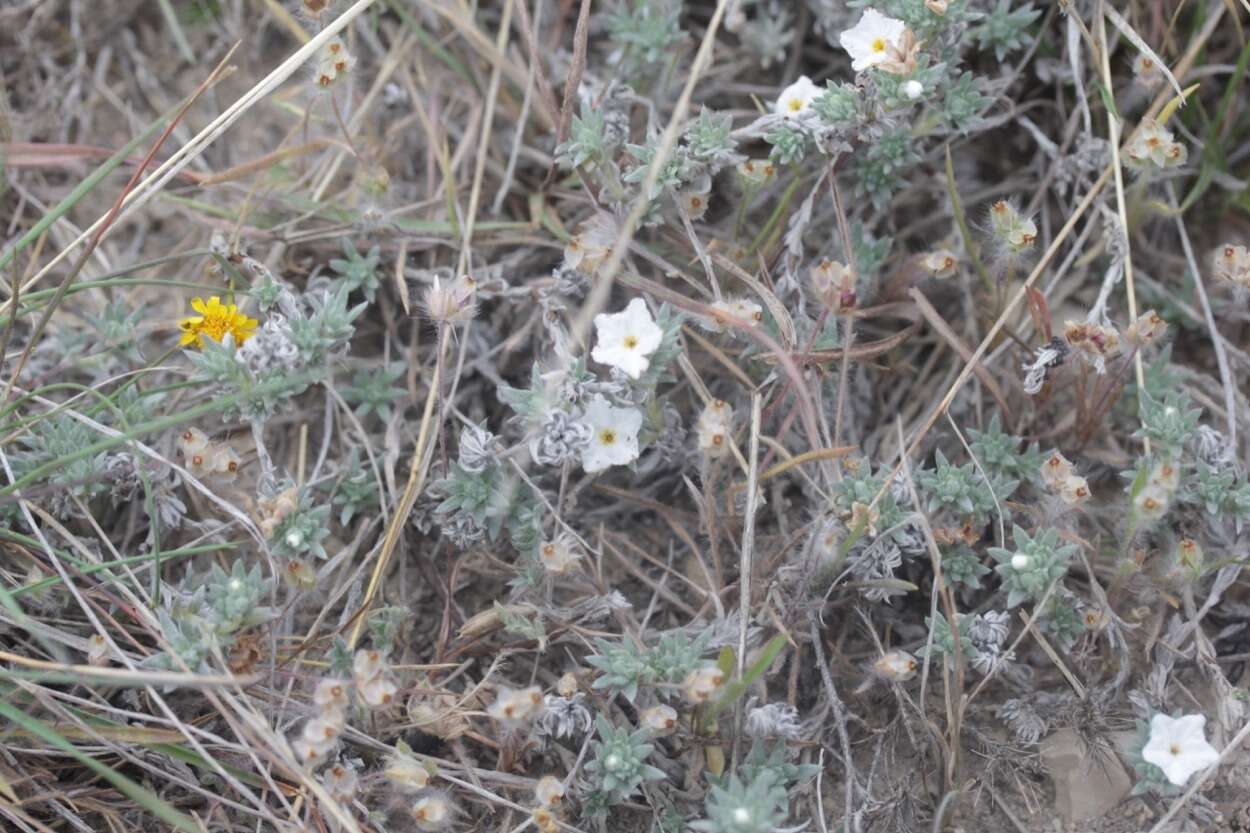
[331,449,378,526]
[990,525,1076,608]
[966,414,1042,482]
[329,239,383,303]
[917,449,1017,524]
[343,363,406,421]
[1135,391,1202,457]
[270,488,332,560]
[584,716,665,803]
[975,0,1042,61]
[587,630,711,701]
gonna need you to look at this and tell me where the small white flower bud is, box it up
[903,79,924,99]
[1010,553,1031,571]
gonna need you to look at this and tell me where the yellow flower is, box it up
[178,296,257,348]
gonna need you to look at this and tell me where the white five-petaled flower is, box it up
[1142,713,1221,786]
[579,396,643,473]
[839,9,907,72]
[591,298,663,379]
[774,75,821,119]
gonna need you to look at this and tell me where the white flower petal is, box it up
[839,9,907,72]
[1142,713,1221,786]
[591,298,663,379]
[774,75,820,118]
[579,397,643,473]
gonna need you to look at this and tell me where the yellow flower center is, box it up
[872,37,887,52]
[178,296,258,349]
[787,98,803,112]
[623,335,639,349]
[599,429,617,446]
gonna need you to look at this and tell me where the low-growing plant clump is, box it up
[1,1,1249,832]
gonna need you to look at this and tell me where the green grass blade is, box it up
[0,697,202,833]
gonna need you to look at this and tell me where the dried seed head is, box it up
[1040,451,1074,488]
[873,650,918,682]
[1176,539,1203,572]
[322,763,358,804]
[282,557,317,591]
[1125,310,1167,346]
[556,672,579,699]
[422,274,478,326]
[539,536,581,575]
[488,686,544,724]
[810,259,857,314]
[696,399,734,457]
[411,792,453,830]
[1059,475,1090,506]
[922,249,958,278]
[385,748,431,791]
[683,665,726,704]
[535,775,566,806]
[640,704,679,735]
[87,633,110,667]
[314,678,351,712]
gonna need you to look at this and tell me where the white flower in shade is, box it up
[579,396,643,473]
[1142,713,1221,786]
[591,298,663,379]
[774,75,820,118]
[839,9,907,72]
[903,79,924,99]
